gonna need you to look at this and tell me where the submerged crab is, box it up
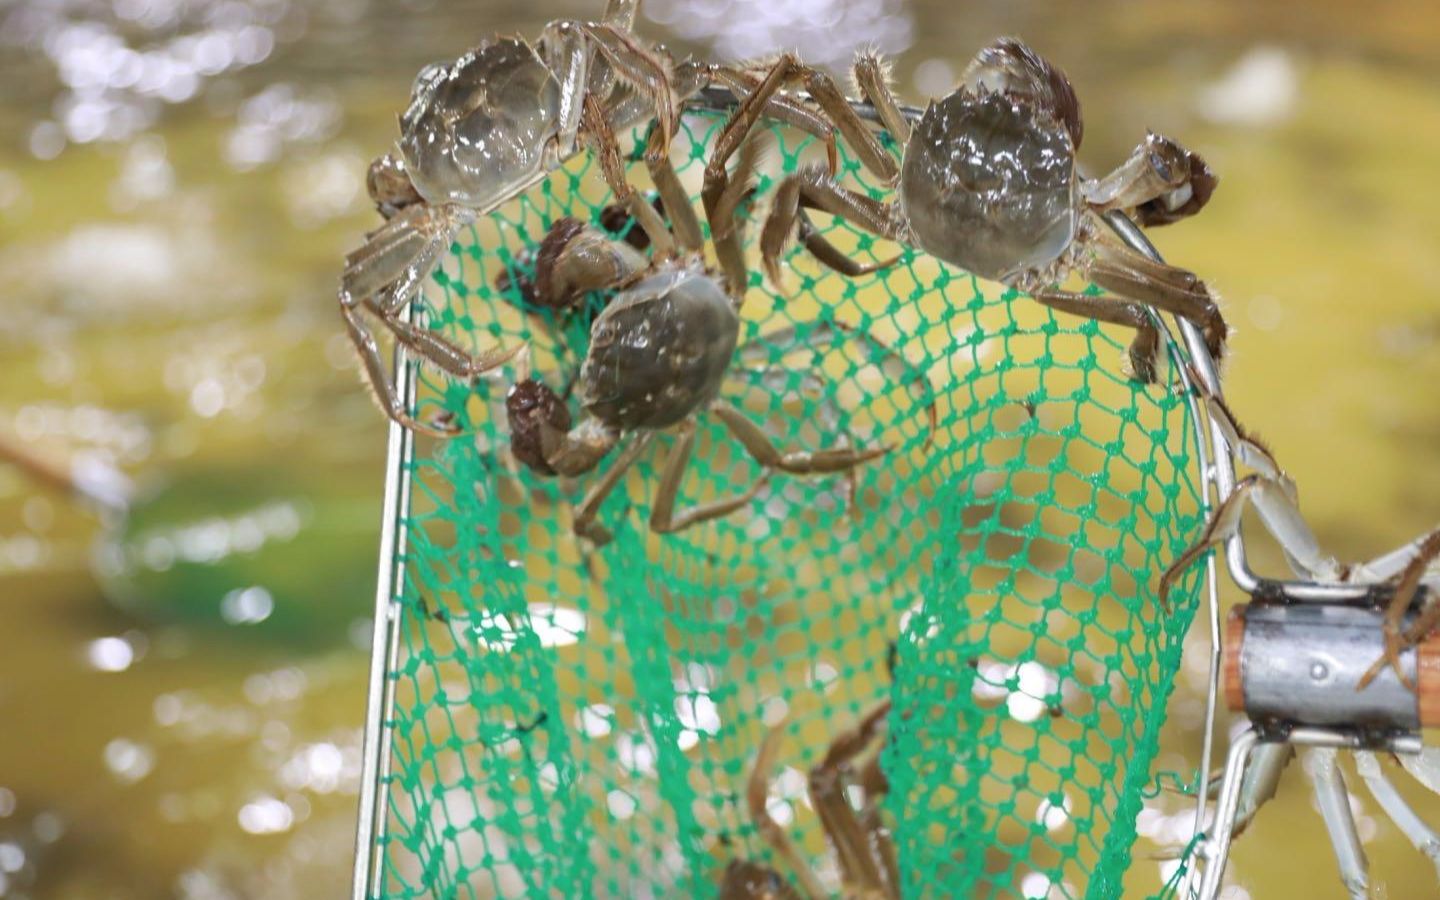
[337,0,709,436]
[504,92,892,543]
[739,39,1226,383]
[721,702,897,899]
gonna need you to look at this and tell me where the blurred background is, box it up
[1,0,1438,897]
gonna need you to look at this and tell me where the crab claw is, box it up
[506,378,573,476]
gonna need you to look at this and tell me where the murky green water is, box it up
[1,1,1438,897]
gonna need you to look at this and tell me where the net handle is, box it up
[354,303,418,899]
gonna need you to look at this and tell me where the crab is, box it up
[720,701,897,899]
[1159,379,1440,895]
[503,87,897,543]
[727,39,1226,384]
[336,0,714,437]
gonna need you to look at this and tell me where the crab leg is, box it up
[361,299,522,381]
[761,165,906,291]
[580,23,678,151]
[710,66,838,168]
[600,0,639,28]
[1028,286,1162,384]
[796,63,900,184]
[852,51,912,149]
[807,702,893,896]
[1357,529,1440,690]
[341,202,473,316]
[648,419,771,534]
[712,401,891,476]
[1084,237,1229,358]
[1210,741,1294,841]
[538,20,592,158]
[642,125,705,255]
[705,133,764,299]
[1355,751,1440,876]
[1160,392,1341,606]
[748,721,828,900]
[339,304,458,438]
[795,213,902,278]
[1351,529,1440,585]
[582,97,677,259]
[567,429,650,544]
[1303,748,1370,899]
[702,53,809,283]
[856,751,901,893]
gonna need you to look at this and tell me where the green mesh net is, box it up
[364,107,1208,899]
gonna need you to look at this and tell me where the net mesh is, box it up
[367,108,1207,899]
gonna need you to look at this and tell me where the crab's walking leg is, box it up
[748,722,828,900]
[1028,287,1162,384]
[856,751,901,893]
[795,212,902,278]
[339,304,458,438]
[853,51,912,150]
[362,299,522,381]
[1357,529,1440,690]
[600,0,639,28]
[649,420,771,534]
[580,23,678,152]
[710,65,838,170]
[702,53,808,273]
[1355,751,1440,876]
[1303,748,1370,899]
[712,401,891,476]
[795,62,899,185]
[1160,393,1342,608]
[568,430,651,545]
[341,202,472,315]
[807,702,893,895]
[1084,238,1229,359]
[538,20,592,157]
[704,133,764,299]
[642,125,705,255]
[582,97,677,260]
[761,165,906,291]
[602,59,710,134]
[1216,741,1294,841]
[1354,530,1440,584]
[1159,475,1259,610]
[706,55,826,180]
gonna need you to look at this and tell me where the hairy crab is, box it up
[503,89,894,543]
[337,0,709,436]
[741,39,1226,383]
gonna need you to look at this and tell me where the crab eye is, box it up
[410,61,450,100]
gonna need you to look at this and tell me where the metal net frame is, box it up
[351,95,1223,899]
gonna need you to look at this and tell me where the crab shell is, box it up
[577,265,739,431]
[900,88,1080,284]
[398,38,562,207]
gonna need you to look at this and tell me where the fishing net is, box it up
[360,105,1209,899]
